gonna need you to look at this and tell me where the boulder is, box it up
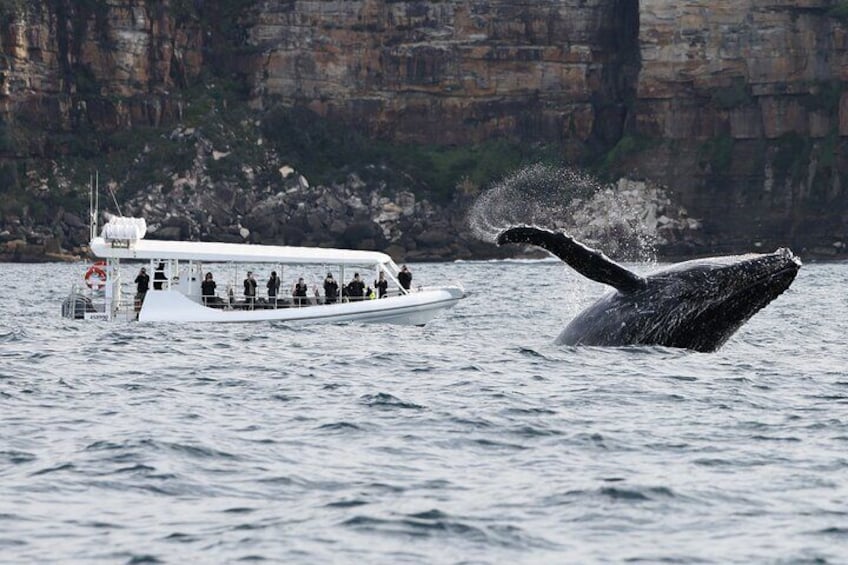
[62,212,86,229]
[152,226,182,240]
[329,219,348,235]
[306,213,325,233]
[322,194,347,214]
[383,244,406,262]
[215,233,243,244]
[397,191,416,215]
[416,228,451,247]
[341,222,378,248]
[43,236,62,254]
[280,225,306,245]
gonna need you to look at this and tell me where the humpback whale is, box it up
[497,227,801,352]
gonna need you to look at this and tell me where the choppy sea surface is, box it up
[1,259,847,564]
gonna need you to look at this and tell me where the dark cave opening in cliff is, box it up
[588,0,641,157]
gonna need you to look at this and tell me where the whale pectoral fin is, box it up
[497,226,647,293]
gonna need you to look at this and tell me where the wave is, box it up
[316,421,364,432]
[342,509,558,549]
[360,392,425,410]
[0,328,29,342]
[453,257,560,264]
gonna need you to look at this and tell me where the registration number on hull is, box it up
[84,312,110,321]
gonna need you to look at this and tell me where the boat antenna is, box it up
[89,172,98,240]
[104,172,123,217]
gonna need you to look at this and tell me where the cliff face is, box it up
[248,0,639,153]
[1,0,847,258]
[0,1,203,145]
[1,0,639,150]
[635,0,848,254]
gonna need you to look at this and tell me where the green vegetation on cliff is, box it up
[828,1,848,21]
[0,0,23,24]
[259,106,560,202]
[711,78,753,110]
[700,134,734,173]
[595,134,658,179]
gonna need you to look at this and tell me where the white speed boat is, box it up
[62,216,464,325]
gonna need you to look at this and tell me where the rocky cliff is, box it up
[0,0,846,261]
[634,0,848,256]
[248,0,638,152]
[0,1,203,141]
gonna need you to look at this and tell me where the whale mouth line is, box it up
[716,263,799,307]
[724,262,797,292]
[751,262,800,285]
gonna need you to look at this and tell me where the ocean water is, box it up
[1,259,847,563]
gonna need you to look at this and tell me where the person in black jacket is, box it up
[323,273,339,304]
[292,277,309,307]
[244,271,257,309]
[346,273,365,301]
[398,265,412,291]
[374,271,388,298]
[267,270,281,306]
[134,267,150,314]
[201,272,217,306]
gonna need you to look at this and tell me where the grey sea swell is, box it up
[1,260,847,563]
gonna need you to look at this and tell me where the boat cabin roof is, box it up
[89,237,393,266]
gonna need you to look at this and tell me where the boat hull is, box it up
[137,287,464,325]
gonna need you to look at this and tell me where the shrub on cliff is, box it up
[828,2,848,21]
[259,106,559,204]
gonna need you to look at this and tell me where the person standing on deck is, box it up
[201,272,217,306]
[292,277,309,307]
[323,273,339,304]
[244,271,257,308]
[374,271,388,298]
[346,273,365,301]
[398,265,412,291]
[267,270,281,306]
[134,267,150,314]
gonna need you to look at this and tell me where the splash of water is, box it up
[468,164,595,242]
[468,164,664,262]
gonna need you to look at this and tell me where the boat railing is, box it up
[62,284,84,319]
[62,283,107,319]
[96,284,418,315]
[193,285,424,310]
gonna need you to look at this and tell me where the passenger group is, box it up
[194,266,412,309]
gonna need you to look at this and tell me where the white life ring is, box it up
[84,263,107,290]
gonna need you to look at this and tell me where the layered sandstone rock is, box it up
[247,0,638,150]
[634,1,848,253]
[0,1,203,137]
